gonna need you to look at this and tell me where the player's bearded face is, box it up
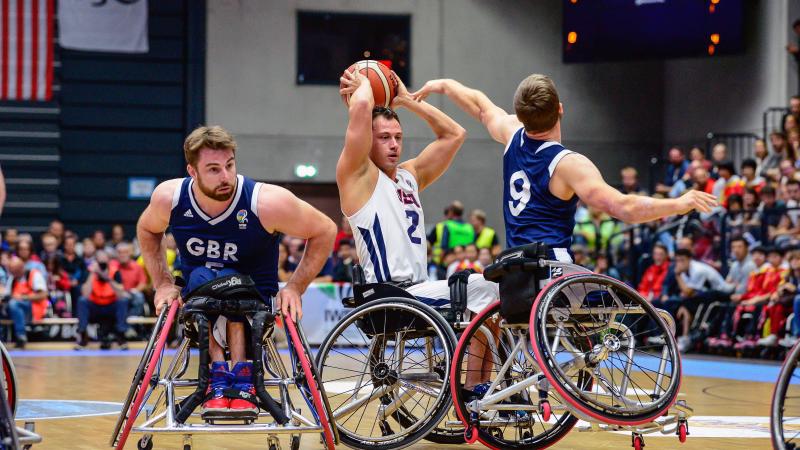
[196,172,235,201]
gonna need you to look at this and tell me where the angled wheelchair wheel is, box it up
[0,342,19,450]
[110,303,179,450]
[451,301,580,450]
[316,297,456,450]
[530,273,681,426]
[0,342,17,417]
[772,339,800,450]
[283,314,337,450]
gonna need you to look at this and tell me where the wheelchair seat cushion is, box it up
[185,274,262,302]
[484,242,550,322]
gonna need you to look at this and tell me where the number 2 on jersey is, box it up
[405,210,422,244]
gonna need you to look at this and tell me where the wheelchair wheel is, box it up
[110,303,179,450]
[0,342,17,416]
[316,297,456,450]
[283,314,337,450]
[772,339,800,450]
[530,273,681,426]
[451,301,580,449]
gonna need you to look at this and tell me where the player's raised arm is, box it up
[257,185,336,321]
[394,75,466,191]
[137,179,183,313]
[555,153,717,224]
[337,69,376,183]
[412,78,521,145]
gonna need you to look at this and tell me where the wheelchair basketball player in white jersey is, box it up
[337,68,499,316]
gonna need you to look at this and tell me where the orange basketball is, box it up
[341,60,398,108]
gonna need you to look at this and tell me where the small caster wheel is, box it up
[678,421,688,443]
[137,437,153,450]
[290,435,301,450]
[632,434,644,450]
[184,445,191,450]
[464,426,479,444]
[539,400,551,422]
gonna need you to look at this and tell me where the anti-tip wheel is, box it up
[540,400,552,422]
[136,437,153,450]
[678,421,688,443]
[632,435,644,450]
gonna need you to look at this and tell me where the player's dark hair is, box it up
[674,248,693,259]
[372,107,401,124]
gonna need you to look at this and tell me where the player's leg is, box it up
[228,318,258,414]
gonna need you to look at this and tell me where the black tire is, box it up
[530,273,681,426]
[772,340,800,450]
[451,301,579,449]
[136,437,153,450]
[316,298,456,450]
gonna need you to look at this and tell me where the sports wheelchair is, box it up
[771,339,800,449]
[449,243,692,450]
[0,340,40,450]
[315,266,472,449]
[110,274,337,450]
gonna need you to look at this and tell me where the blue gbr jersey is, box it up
[169,175,280,299]
[503,127,579,261]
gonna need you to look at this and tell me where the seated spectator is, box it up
[754,139,769,175]
[713,162,738,204]
[762,185,787,239]
[110,224,126,249]
[763,131,789,177]
[332,239,356,282]
[620,166,645,195]
[726,237,757,295]
[3,229,17,252]
[773,180,800,248]
[333,215,353,254]
[450,243,483,274]
[638,243,670,302]
[710,143,728,177]
[671,248,733,352]
[314,254,335,283]
[92,229,114,256]
[593,253,620,279]
[47,220,65,249]
[39,232,61,261]
[445,245,467,278]
[780,251,800,348]
[74,250,129,351]
[82,238,96,267]
[741,159,766,191]
[669,160,703,198]
[689,146,712,172]
[726,247,785,350]
[15,239,46,279]
[6,256,48,349]
[60,234,86,300]
[759,248,794,347]
[477,247,493,269]
[780,159,799,187]
[44,255,72,317]
[656,146,689,195]
[111,242,147,318]
[573,207,622,254]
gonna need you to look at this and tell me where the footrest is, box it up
[201,411,258,425]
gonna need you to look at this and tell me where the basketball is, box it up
[341,60,398,108]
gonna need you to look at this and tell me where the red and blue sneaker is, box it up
[229,361,258,416]
[202,361,232,414]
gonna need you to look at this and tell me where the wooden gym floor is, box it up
[8,342,778,449]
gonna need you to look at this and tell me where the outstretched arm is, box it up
[258,185,337,321]
[412,78,521,144]
[394,76,466,191]
[336,70,376,183]
[555,154,717,224]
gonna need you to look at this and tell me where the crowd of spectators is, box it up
[0,221,172,350]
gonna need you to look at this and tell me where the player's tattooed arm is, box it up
[555,153,717,224]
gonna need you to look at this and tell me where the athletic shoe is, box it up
[780,335,799,348]
[74,331,88,351]
[202,362,232,414]
[13,336,25,350]
[229,361,258,415]
[757,334,778,347]
[733,338,757,351]
[677,335,691,353]
[647,335,666,346]
[117,335,128,351]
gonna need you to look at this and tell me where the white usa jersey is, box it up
[347,168,427,284]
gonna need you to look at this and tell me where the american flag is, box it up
[0,0,53,101]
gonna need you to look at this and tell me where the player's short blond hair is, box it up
[513,74,560,134]
[183,125,237,167]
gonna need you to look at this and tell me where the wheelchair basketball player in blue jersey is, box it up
[137,125,336,417]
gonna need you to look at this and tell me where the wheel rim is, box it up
[773,341,800,449]
[317,299,453,446]
[532,274,681,425]
[451,301,579,448]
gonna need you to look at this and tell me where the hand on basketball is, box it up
[390,71,411,108]
[339,69,368,97]
[277,286,303,322]
[676,190,717,215]
[154,285,181,315]
[410,79,443,102]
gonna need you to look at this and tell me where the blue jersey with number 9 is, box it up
[503,127,578,258]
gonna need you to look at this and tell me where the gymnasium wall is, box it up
[207,0,664,241]
[662,0,792,145]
